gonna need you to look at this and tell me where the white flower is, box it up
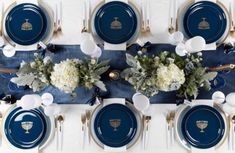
[50,59,79,93]
[156,63,185,91]
[43,56,52,64]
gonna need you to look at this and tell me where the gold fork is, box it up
[81,114,86,149]
[86,110,91,144]
[166,112,171,148]
[170,111,175,146]
[81,114,86,131]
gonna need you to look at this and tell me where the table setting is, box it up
[1,0,235,153]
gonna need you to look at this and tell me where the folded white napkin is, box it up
[104,42,127,51]
[0,140,38,153]
[191,147,215,153]
[103,98,126,106]
[191,99,214,106]
[104,145,127,152]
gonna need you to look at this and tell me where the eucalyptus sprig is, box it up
[11,54,54,92]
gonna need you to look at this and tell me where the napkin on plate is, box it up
[191,100,214,106]
[103,98,126,106]
[191,147,215,153]
[0,141,38,153]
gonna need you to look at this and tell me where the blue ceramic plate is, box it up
[94,1,138,44]
[4,107,49,149]
[182,1,227,43]
[5,3,48,45]
[93,103,138,147]
[181,105,225,148]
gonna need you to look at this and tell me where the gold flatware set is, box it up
[166,110,175,148]
[81,110,92,149]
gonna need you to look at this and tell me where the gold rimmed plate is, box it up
[1,105,54,149]
[177,0,231,45]
[2,0,54,47]
[90,101,142,149]
[90,1,141,45]
[174,104,228,150]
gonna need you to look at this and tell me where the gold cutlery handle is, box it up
[206,64,235,72]
[0,67,18,73]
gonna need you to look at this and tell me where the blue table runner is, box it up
[0,44,234,104]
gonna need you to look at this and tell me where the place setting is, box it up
[79,97,152,152]
[81,0,151,51]
[0,0,63,57]
[0,93,64,153]
[167,0,235,52]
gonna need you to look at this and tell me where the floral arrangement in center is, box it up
[121,51,217,99]
[11,54,110,94]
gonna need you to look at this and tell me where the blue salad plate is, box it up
[175,104,228,149]
[2,2,54,46]
[178,1,230,44]
[1,106,54,149]
[91,1,140,44]
[90,102,142,149]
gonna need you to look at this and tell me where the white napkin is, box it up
[16,0,38,5]
[105,0,128,3]
[195,0,216,3]
[104,42,127,51]
[103,98,125,106]
[191,100,214,106]
[191,147,215,153]
[102,98,127,152]
[104,145,127,152]
[0,140,38,153]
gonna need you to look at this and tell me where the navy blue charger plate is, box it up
[5,3,48,45]
[182,1,227,44]
[181,105,225,148]
[4,107,48,149]
[93,103,138,147]
[94,1,138,44]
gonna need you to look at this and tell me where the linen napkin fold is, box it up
[191,147,215,153]
[191,100,214,106]
[103,98,126,106]
[0,140,39,153]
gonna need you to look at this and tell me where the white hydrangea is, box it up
[50,59,79,93]
[156,63,185,91]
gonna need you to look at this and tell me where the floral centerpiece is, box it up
[121,51,217,99]
[11,54,110,94]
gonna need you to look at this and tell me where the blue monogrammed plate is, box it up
[3,107,51,149]
[177,105,226,149]
[4,3,49,45]
[180,1,228,44]
[93,1,138,44]
[91,103,142,148]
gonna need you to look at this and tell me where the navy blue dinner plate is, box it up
[182,1,227,43]
[5,3,48,45]
[94,1,138,44]
[93,104,138,147]
[4,107,48,149]
[181,105,225,148]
